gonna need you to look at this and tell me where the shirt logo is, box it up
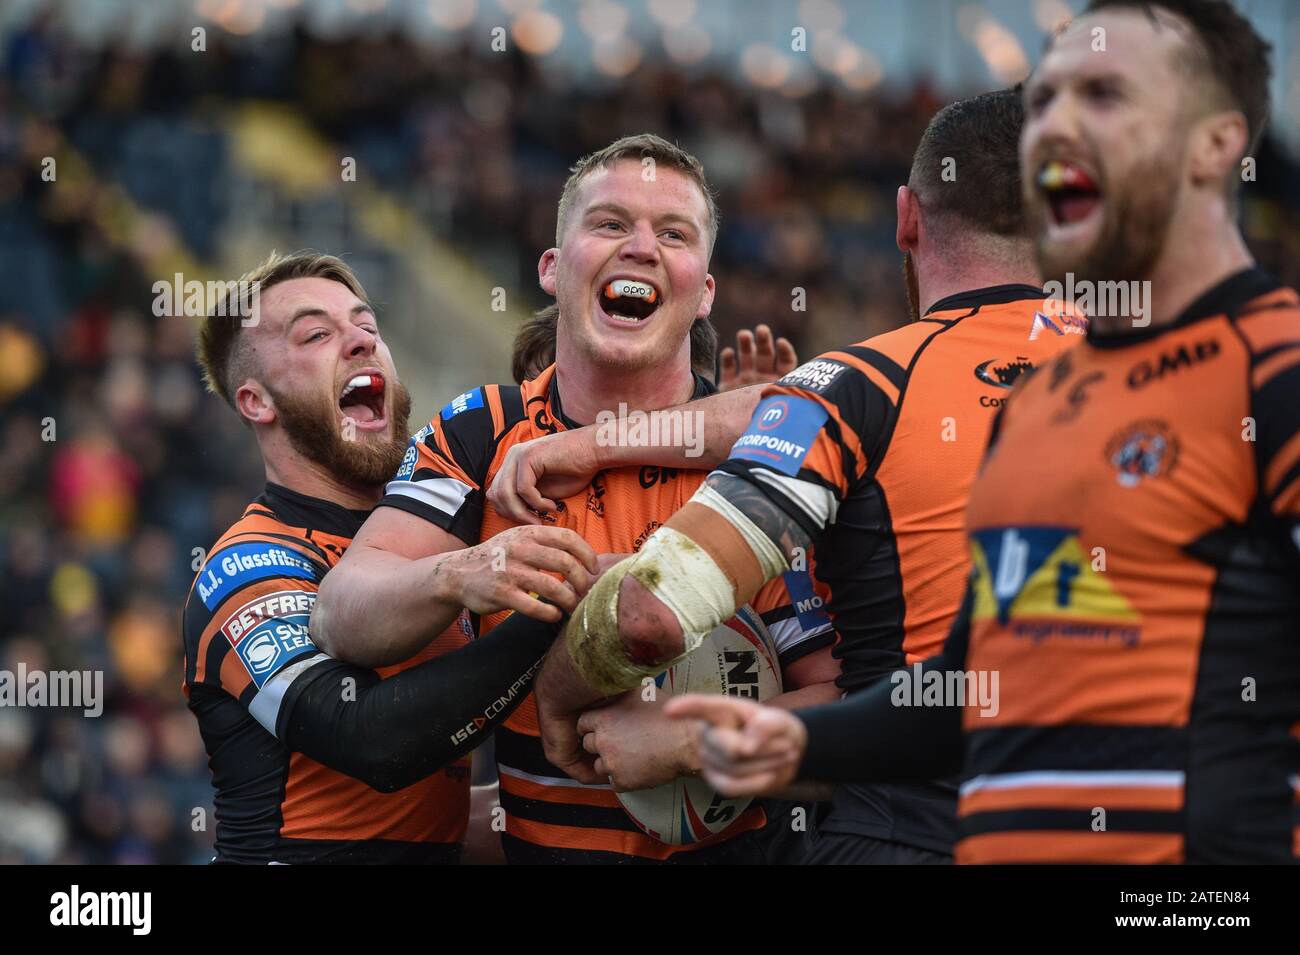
[197,543,317,610]
[778,359,848,394]
[729,395,828,476]
[974,357,1035,389]
[441,389,484,420]
[1105,420,1180,487]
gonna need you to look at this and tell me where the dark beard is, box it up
[267,377,413,488]
[1033,150,1181,293]
[903,252,920,322]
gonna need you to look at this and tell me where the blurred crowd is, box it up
[1,15,1298,863]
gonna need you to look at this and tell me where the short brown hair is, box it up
[196,251,370,410]
[1083,0,1272,155]
[909,88,1026,238]
[555,133,719,253]
[511,304,719,385]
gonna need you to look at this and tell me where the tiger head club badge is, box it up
[1105,420,1180,488]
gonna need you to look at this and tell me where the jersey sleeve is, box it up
[751,566,835,669]
[716,349,897,536]
[378,386,501,546]
[182,536,331,737]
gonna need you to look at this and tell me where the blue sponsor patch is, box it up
[393,438,419,482]
[232,613,315,688]
[440,389,484,420]
[728,396,828,476]
[783,569,831,632]
[197,542,318,611]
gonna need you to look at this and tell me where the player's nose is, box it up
[341,323,377,359]
[619,221,660,264]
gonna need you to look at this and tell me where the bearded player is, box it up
[183,252,603,863]
[660,0,1299,864]
[497,89,1085,863]
[313,135,839,864]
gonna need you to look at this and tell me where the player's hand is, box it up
[718,324,798,392]
[537,692,603,784]
[488,430,601,525]
[664,694,807,797]
[577,690,700,792]
[444,525,599,622]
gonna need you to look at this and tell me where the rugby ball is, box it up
[615,605,782,845]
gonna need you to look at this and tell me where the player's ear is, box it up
[236,380,275,427]
[696,272,716,319]
[538,248,560,297]
[896,185,920,254]
[1188,110,1249,190]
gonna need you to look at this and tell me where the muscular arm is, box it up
[489,386,769,523]
[311,507,475,667]
[536,470,814,717]
[279,609,562,792]
[313,507,597,668]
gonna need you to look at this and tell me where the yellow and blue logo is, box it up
[970,527,1139,640]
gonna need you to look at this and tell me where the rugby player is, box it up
[313,134,840,864]
[664,0,1299,864]
[494,90,1080,863]
[183,252,604,864]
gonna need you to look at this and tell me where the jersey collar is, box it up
[546,365,717,431]
[924,284,1045,318]
[1086,267,1282,349]
[259,482,371,540]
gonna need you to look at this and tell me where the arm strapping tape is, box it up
[563,485,789,696]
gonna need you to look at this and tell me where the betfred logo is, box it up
[221,590,316,641]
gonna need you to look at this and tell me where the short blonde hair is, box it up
[196,251,370,408]
[555,133,718,253]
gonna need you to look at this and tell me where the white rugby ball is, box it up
[615,605,782,845]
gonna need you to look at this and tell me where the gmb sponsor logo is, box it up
[779,359,847,393]
[1126,338,1220,389]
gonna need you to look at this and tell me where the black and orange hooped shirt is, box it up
[383,366,835,863]
[719,285,1085,853]
[182,484,471,863]
[954,268,1300,863]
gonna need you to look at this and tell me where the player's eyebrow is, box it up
[584,201,700,233]
[287,302,374,329]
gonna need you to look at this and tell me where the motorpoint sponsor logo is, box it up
[779,358,848,393]
[730,395,829,477]
[733,432,808,458]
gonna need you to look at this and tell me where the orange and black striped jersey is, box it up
[381,364,836,863]
[181,483,471,863]
[952,267,1300,864]
[717,285,1083,852]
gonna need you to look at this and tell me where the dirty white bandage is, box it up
[628,525,736,652]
